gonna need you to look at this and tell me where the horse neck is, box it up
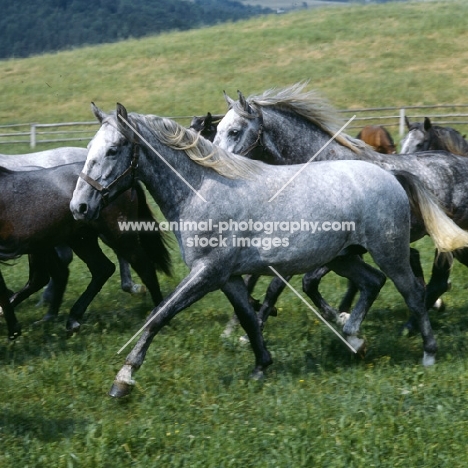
[136,142,206,221]
[261,107,358,164]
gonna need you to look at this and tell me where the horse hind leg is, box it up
[118,256,147,296]
[315,255,386,354]
[370,246,437,366]
[0,271,21,340]
[222,274,260,338]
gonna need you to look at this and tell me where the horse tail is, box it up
[134,182,173,276]
[392,170,468,252]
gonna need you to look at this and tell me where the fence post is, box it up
[30,123,37,148]
[399,108,406,137]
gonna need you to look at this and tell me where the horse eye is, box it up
[106,147,118,157]
[229,129,239,138]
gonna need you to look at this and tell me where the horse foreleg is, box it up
[110,265,257,398]
[66,234,115,334]
[40,244,73,307]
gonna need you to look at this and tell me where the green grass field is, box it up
[2,1,468,466]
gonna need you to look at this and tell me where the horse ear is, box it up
[223,91,235,109]
[205,112,213,127]
[91,102,106,123]
[424,117,432,131]
[116,103,128,123]
[237,90,252,114]
[405,116,411,130]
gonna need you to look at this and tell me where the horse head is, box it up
[400,117,432,153]
[70,103,138,221]
[214,90,264,157]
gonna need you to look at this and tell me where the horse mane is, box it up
[124,113,266,179]
[238,82,369,154]
[434,127,468,156]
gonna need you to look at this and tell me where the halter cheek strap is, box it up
[237,107,265,158]
[79,143,140,206]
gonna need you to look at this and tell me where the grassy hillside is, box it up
[1,0,467,128]
[3,1,468,466]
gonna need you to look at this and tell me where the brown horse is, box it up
[356,125,396,154]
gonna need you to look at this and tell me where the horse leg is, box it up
[402,250,453,333]
[110,267,271,398]
[65,234,116,334]
[118,256,147,296]
[315,256,386,353]
[222,274,261,337]
[9,249,69,322]
[40,244,73,306]
[112,245,164,306]
[370,249,437,366]
[0,271,21,340]
[302,265,340,322]
[426,250,453,309]
[256,275,291,325]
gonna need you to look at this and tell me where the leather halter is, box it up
[79,142,139,206]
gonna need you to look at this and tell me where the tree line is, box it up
[0,0,271,60]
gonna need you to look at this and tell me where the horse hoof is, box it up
[337,312,350,327]
[346,335,366,354]
[8,328,22,341]
[422,352,436,367]
[431,298,445,312]
[66,319,81,336]
[130,283,146,295]
[250,368,265,381]
[109,380,134,398]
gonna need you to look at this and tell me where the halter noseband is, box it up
[79,141,140,206]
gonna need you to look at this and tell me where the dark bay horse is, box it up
[0,162,171,340]
[356,125,396,154]
[401,116,468,156]
[213,83,468,326]
[68,103,468,396]
[0,146,149,299]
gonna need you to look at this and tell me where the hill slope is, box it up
[0,0,271,59]
[0,1,466,126]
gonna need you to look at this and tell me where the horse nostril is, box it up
[78,203,88,214]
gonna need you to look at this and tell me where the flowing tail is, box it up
[392,170,468,252]
[134,182,173,276]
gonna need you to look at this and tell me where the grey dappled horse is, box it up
[69,103,467,397]
[401,116,468,156]
[214,83,468,325]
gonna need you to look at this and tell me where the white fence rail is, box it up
[2,105,468,149]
